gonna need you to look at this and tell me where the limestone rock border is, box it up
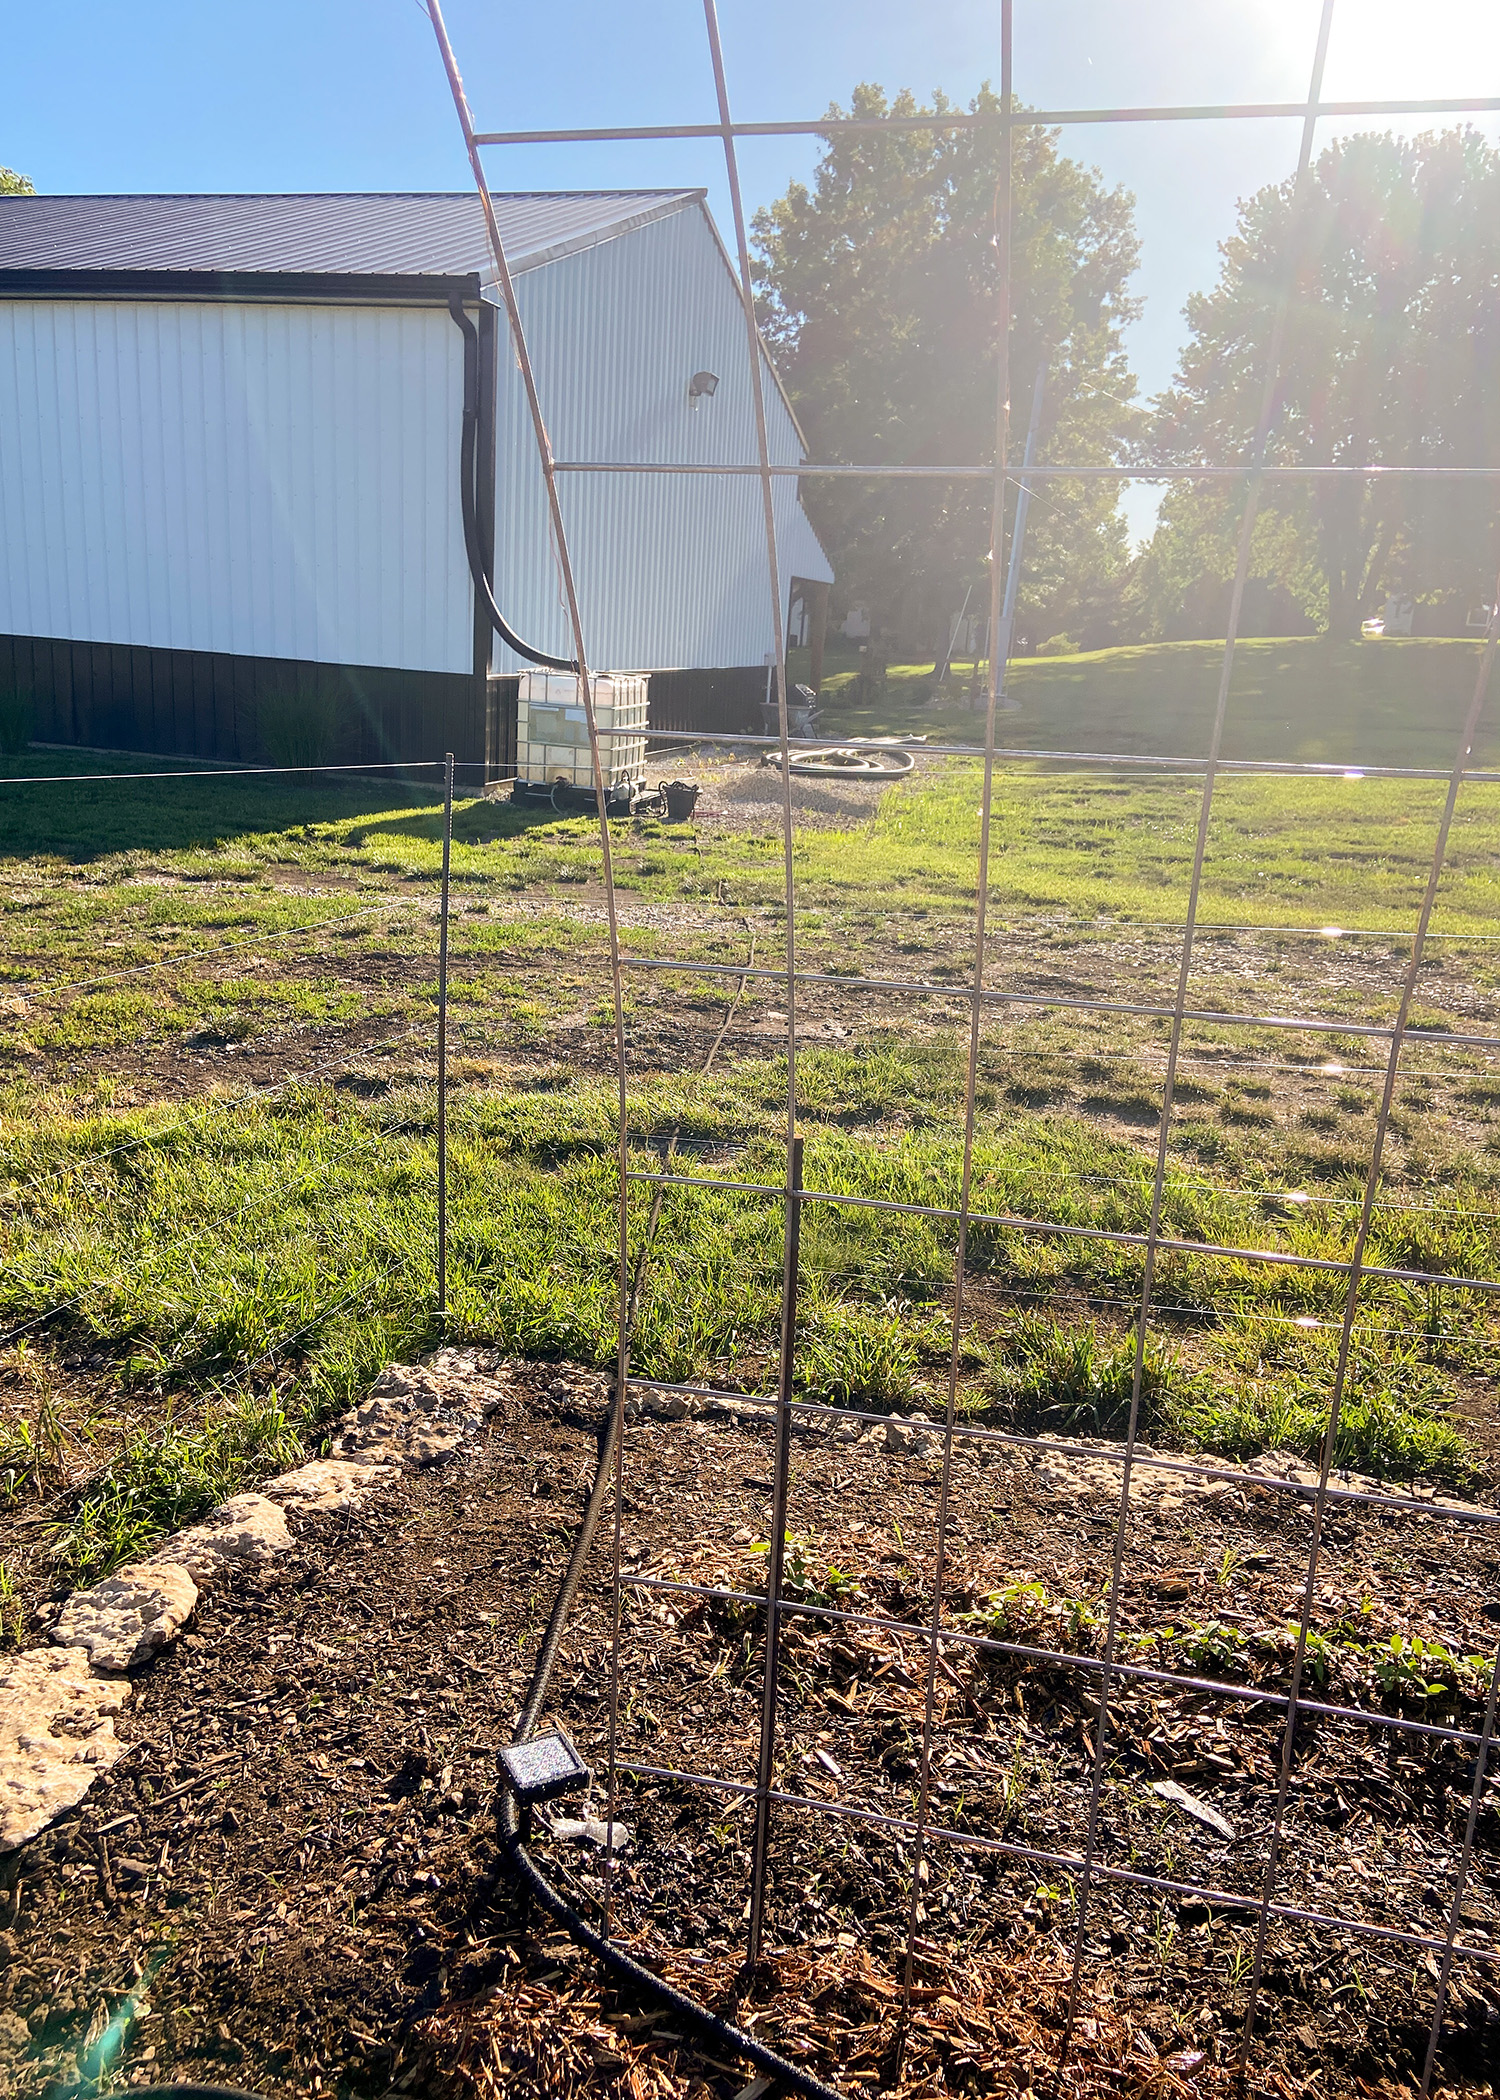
[0,1349,515,1853]
[6,1355,1476,1852]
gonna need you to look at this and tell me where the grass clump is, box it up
[256,689,341,770]
[796,1301,927,1409]
[1173,1343,1474,1485]
[983,1316,1186,1440]
[979,1312,1476,1487]
[51,1388,307,1582]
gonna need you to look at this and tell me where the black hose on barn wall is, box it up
[446,296,580,676]
[497,1395,847,2100]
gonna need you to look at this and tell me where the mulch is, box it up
[2,1357,1498,2100]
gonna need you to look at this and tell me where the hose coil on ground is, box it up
[771,746,917,779]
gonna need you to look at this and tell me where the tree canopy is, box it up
[752,85,1141,653]
[0,167,34,195]
[1142,127,1500,637]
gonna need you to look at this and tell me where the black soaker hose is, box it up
[126,2089,266,2100]
[446,295,579,675]
[499,1393,846,2100]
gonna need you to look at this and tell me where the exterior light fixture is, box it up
[688,369,719,406]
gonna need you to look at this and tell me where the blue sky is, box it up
[3,2,1496,541]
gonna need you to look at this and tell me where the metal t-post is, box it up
[747,1130,804,1964]
[437,750,454,1325]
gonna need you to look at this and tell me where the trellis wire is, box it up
[0,1057,433,1354]
[0,758,453,785]
[625,1164,1500,1300]
[1421,1651,1500,2093]
[551,460,1500,479]
[616,953,1500,1048]
[694,0,806,1962]
[425,0,1500,2084]
[4,750,456,1326]
[3,1018,427,1213]
[620,1374,1497,1532]
[1238,567,1500,2081]
[620,1559,1499,1753]
[22,894,416,1002]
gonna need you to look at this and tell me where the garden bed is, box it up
[2,1352,1497,2099]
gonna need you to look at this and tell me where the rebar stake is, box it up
[437,749,454,1325]
[746,1131,804,1966]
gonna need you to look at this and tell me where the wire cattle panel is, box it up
[422,1,1500,2091]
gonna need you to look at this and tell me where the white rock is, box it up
[0,1646,132,1853]
[262,1459,394,1513]
[551,1815,631,1851]
[151,1493,291,1580]
[51,1561,198,1672]
[1151,1779,1235,1841]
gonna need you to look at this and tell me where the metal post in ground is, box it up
[746,1130,804,1965]
[437,750,454,1325]
[994,361,1045,713]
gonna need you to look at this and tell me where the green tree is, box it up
[0,167,35,195]
[752,85,1142,656]
[1148,127,1500,638]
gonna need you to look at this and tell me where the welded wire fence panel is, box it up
[409,0,1500,2082]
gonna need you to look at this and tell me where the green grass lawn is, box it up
[3,637,1499,1599]
[806,634,1493,770]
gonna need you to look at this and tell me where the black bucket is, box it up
[659,779,700,822]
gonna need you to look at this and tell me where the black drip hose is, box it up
[499,1392,847,2100]
[446,295,579,675]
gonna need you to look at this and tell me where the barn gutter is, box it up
[0,267,487,308]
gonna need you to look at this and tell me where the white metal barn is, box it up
[0,191,832,770]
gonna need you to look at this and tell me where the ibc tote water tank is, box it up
[515,670,648,790]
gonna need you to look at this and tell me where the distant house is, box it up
[0,191,832,771]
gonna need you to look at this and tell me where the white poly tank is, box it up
[515,670,648,789]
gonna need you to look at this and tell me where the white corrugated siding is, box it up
[0,299,472,673]
[493,199,833,673]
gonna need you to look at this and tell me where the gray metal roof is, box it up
[0,190,704,280]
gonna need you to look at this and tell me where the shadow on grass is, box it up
[0,748,459,863]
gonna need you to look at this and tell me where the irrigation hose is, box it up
[124,2089,266,2100]
[774,747,916,779]
[497,953,841,2100]
[498,1391,845,2100]
[447,296,579,674]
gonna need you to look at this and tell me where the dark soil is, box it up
[3,1357,1498,2099]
